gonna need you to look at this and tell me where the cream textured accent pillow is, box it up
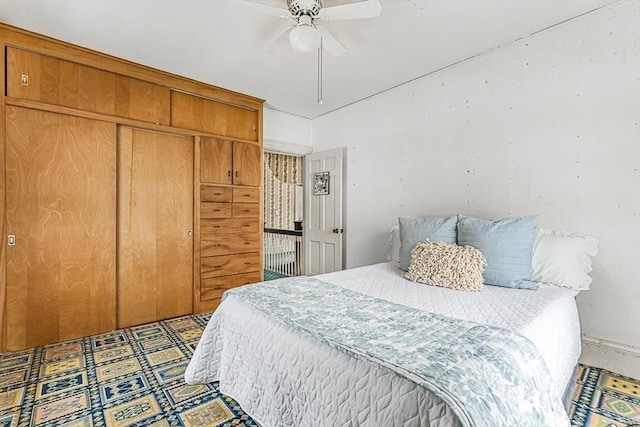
[405,241,487,292]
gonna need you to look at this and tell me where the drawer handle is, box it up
[243,210,250,213]
[214,193,221,196]
[214,265,222,268]
[244,242,251,245]
[243,224,250,227]
[213,244,222,247]
[244,262,251,265]
[214,209,221,212]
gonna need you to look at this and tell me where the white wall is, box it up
[263,107,313,155]
[312,1,640,371]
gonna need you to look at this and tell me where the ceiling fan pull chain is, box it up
[318,37,323,104]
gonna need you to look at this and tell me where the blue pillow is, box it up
[398,216,458,271]
[457,215,538,290]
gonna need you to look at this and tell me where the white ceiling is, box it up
[0,0,613,119]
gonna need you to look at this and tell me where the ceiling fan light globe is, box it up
[289,24,320,52]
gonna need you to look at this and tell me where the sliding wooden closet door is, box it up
[5,106,117,351]
[117,127,194,328]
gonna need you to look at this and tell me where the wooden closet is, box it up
[0,24,264,351]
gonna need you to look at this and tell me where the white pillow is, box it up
[531,228,598,290]
[388,225,400,264]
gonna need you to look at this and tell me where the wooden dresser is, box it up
[198,136,263,311]
[0,23,264,351]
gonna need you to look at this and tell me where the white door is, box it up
[304,148,343,275]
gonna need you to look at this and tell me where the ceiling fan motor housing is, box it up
[230,0,379,57]
[287,0,323,18]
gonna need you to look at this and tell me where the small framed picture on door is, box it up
[313,171,330,195]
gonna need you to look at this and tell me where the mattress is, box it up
[186,262,580,426]
[319,262,582,397]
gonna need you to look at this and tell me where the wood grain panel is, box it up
[233,141,262,186]
[117,127,193,329]
[232,186,260,203]
[200,218,259,236]
[200,185,232,202]
[170,91,217,134]
[0,42,6,352]
[200,202,232,219]
[200,271,262,301]
[201,252,261,279]
[225,104,259,141]
[0,24,263,112]
[196,297,222,313]
[232,203,260,218]
[201,234,261,257]
[171,91,258,141]
[114,75,170,125]
[192,136,202,315]
[6,47,170,125]
[5,106,116,350]
[77,63,117,114]
[200,137,232,184]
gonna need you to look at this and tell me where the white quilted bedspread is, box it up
[185,262,580,427]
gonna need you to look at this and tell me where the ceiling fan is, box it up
[227,0,382,56]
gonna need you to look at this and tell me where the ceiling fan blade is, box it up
[318,0,381,21]
[264,25,294,50]
[226,0,292,19]
[316,26,347,57]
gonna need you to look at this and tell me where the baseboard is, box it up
[580,335,640,379]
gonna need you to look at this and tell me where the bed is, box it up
[186,217,597,426]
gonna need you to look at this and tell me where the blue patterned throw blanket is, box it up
[224,277,569,427]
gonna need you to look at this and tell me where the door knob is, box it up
[332,228,344,234]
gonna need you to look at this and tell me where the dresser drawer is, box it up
[201,202,231,218]
[200,271,263,301]
[201,252,261,279]
[232,203,260,218]
[201,218,259,236]
[201,234,261,257]
[201,186,232,202]
[232,187,260,203]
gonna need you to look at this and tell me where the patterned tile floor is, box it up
[0,313,637,426]
[0,314,257,426]
[570,365,640,427]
